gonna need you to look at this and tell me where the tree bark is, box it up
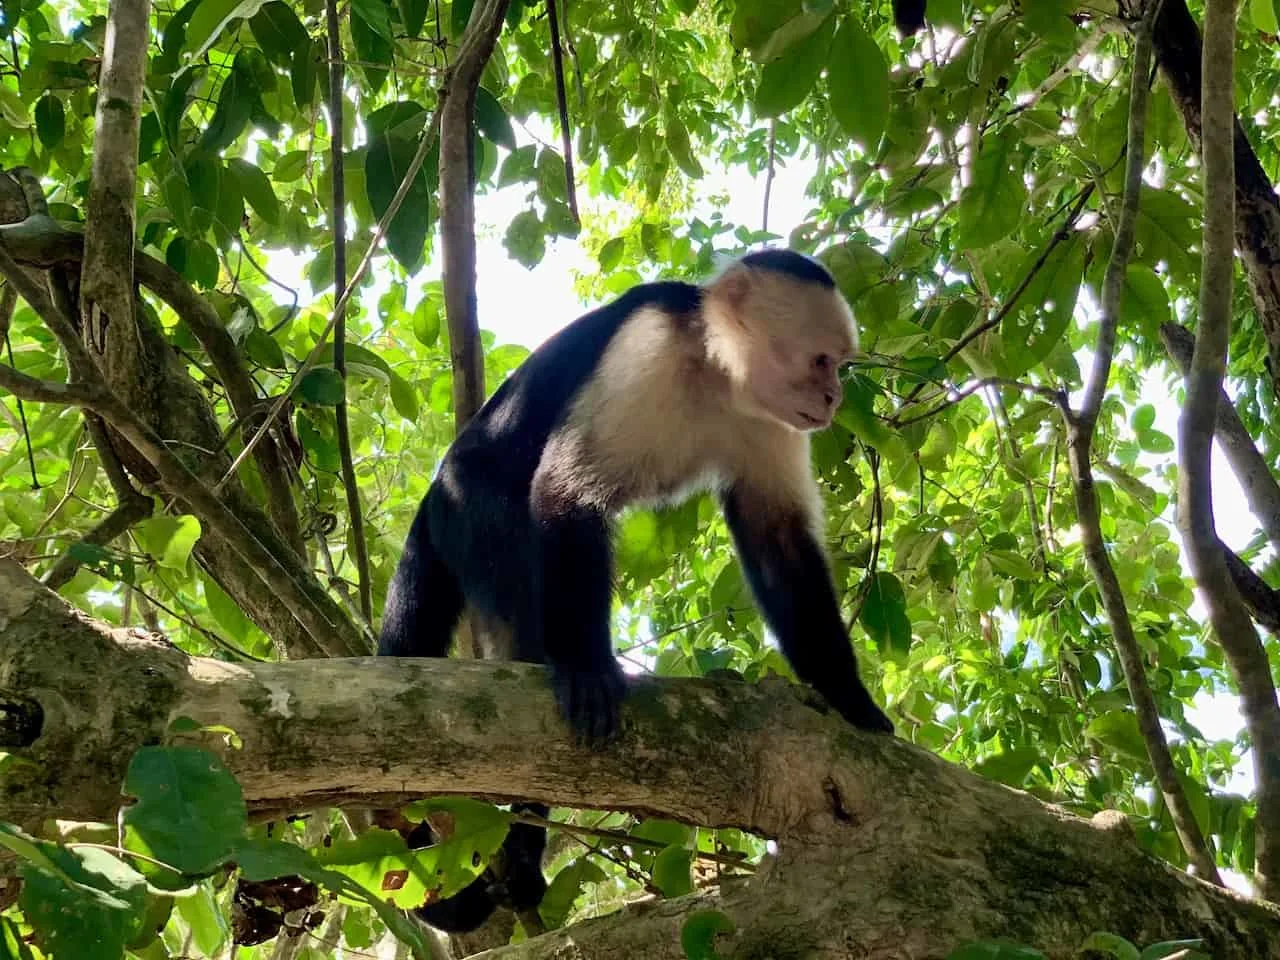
[1174,0,1280,902]
[1152,0,1280,399]
[439,0,510,431]
[3,562,1279,959]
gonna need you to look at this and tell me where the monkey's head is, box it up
[703,251,857,433]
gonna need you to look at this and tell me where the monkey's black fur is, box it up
[379,251,891,932]
[893,0,927,35]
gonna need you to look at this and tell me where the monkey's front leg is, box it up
[532,492,626,743]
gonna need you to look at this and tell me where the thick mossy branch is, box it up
[2,562,1279,960]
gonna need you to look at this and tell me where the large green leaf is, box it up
[753,13,835,118]
[956,131,1026,249]
[827,16,888,150]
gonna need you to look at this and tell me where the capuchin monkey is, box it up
[380,249,894,932]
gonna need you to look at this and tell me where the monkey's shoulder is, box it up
[458,280,704,451]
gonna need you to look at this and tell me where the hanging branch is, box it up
[0,283,36,488]
[1055,7,1223,887]
[439,0,511,430]
[546,0,579,223]
[1177,0,1280,901]
[326,0,373,624]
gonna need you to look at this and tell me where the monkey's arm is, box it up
[720,486,893,734]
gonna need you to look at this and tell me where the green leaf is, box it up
[598,237,626,272]
[351,0,394,39]
[827,16,888,150]
[0,83,29,128]
[19,843,148,960]
[973,747,1040,787]
[1121,264,1172,332]
[505,208,547,269]
[399,0,428,36]
[1251,0,1279,33]
[227,158,281,225]
[297,367,346,405]
[248,1,309,66]
[291,37,323,110]
[946,943,1046,960]
[539,858,607,930]
[665,109,703,179]
[34,94,65,148]
[859,572,912,662]
[137,515,203,571]
[185,0,264,60]
[274,149,308,182]
[366,112,436,270]
[176,884,230,956]
[753,13,834,118]
[651,845,693,898]
[389,371,420,421]
[957,131,1026,249]
[476,86,516,150]
[680,909,736,960]
[199,57,258,152]
[122,746,248,878]
[1079,933,1140,960]
[499,143,538,187]
[1131,403,1157,433]
[412,294,442,346]
[1137,428,1174,454]
[202,573,253,644]
[452,0,476,35]
[1085,711,1150,764]
[351,10,394,92]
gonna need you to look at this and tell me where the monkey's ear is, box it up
[711,261,753,309]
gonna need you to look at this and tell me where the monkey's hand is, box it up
[551,661,627,744]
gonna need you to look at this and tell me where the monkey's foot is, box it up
[551,662,627,744]
[840,692,895,735]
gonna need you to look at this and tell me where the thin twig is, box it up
[897,184,1096,414]
[546,0,579,222]
[327,0,373,623]
[0,284,36,487]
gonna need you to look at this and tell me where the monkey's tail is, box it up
[377,497,463,659]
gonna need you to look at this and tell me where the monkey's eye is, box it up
[814,353,833,372]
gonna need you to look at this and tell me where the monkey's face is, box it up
[743,286,857,433]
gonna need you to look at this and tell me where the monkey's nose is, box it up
[824,392,836,407]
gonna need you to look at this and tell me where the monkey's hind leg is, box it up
[378,496,464,658]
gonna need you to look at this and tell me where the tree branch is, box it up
[1062,6,1222,887]
[0,216,307,558]
[546,0,579,223]
[1152,0,1280,401]
[440,0,510,431]
[326,0,373,624]
[1177,0,1280,901]
[1160,322,1280,557]
[3,561,1279,959]
[40,494,153,590]
[78,0,149,358]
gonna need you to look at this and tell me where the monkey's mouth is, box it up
[795,411,827,428]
